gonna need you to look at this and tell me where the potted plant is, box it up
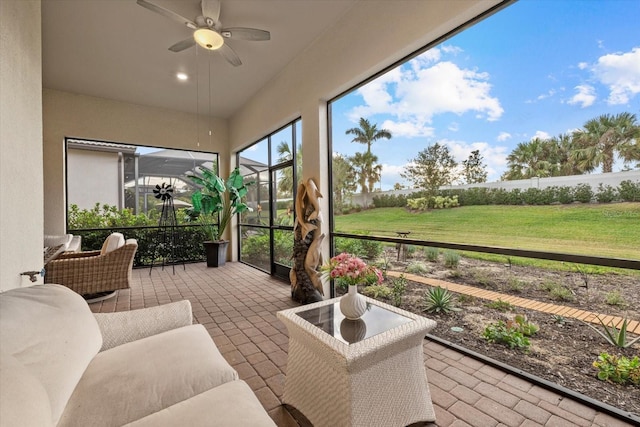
[187,165,253,267]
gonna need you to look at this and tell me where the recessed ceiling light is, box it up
[176,72,188,81]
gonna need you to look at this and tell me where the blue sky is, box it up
[331,0,640,190]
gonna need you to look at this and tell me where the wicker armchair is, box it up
[45,233,137,298]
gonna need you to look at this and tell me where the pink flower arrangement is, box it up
[322,252,383,288]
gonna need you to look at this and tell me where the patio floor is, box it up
[89,262,633,426]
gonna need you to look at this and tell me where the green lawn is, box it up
[334,203,640,260]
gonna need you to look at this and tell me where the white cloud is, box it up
[567,84,596,108]
[448,122,460,132]
[537,89,556,100]
[497,132,511,142]
[578,62,589,70]
[531,131,551,140]
[441,45,463,55]
[592,47,640,105]
[349,56,503,137]
[381,119,434,138]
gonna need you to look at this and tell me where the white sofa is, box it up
[0,284,276,427]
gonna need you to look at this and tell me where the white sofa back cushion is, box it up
[0,353,53,427]
[0,285,103,425]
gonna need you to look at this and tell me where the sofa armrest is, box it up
[94,300,193,351]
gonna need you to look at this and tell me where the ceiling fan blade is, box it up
[169,37,196,52]
[218,44,242,67]
[221,27,270,41]
[201,0,221,26]
[137,0,197,29]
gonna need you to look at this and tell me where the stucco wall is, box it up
[67,149,122,210]
[42,89,228,235]
[0,0,44,291]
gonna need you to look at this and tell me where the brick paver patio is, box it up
[90,263,635,426]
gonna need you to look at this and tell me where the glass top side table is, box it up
[296,301,413,344]
[278,296,437,427]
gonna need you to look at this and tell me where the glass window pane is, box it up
[239,138,269,173]
[240,226,271,271]
[271,126,293,166]
[273,229,294,267]
[243,173,269,226]
[273,167,294,226]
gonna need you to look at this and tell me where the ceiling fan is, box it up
[136,0,270,66]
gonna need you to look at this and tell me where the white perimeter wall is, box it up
[0,0,44,290]
[67,149,122,210]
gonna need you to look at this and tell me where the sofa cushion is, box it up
[58,324,239,427]
[0,353,53,427]
[123,380,276,427]
[0,284,102,425]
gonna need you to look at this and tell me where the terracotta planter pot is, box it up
[204,241,228,267]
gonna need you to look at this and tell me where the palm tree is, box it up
[276,141,302,196]
[349,151,381,194]
[571,112,640,173]
[550,133,586,176]
[502,138,556,180]
[345,117,392,155]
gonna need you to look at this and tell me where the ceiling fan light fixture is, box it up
[194,28,224,50]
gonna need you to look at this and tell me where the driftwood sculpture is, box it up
[290,178,325,304]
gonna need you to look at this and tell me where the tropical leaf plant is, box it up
[187,166,254,241]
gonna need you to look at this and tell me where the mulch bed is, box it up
[358,251,640,417]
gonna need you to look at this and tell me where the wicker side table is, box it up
[277,296,437,427]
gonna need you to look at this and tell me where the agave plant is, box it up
[587,317,640,348]
[422,286,459,314]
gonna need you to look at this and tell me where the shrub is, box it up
[425,247,439,262]
[549,285,574,301]
[406,261,429,275]
[422,286,458,314]
[485,299,514,312]
[540,281,574,301]
[506,277,526,292]
[574,183,594,203]
[593,353,640,385]
[334,237,383,260]
[443,250,460,269]
[483,320,530,350]
[390,275,407,307]
[618,180,640,202]
[372,194,407,208]
[362,284,392,299]
[596,184,618,203]
[555,186,575,204]
[605,290,626,307]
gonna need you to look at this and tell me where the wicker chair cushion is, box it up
[44,234,72,249]
[100,233,125,255]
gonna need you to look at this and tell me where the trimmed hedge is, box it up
[372,180,640,209]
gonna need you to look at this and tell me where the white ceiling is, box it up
[42,0,357,118]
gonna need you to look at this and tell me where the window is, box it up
[65,138,217,265]
[237,119,301,276]
[329,0,639,267]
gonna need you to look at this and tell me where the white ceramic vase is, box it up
[340,284,367,320]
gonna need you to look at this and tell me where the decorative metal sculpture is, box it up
[150,182,184,274]
[290,178,325,304]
